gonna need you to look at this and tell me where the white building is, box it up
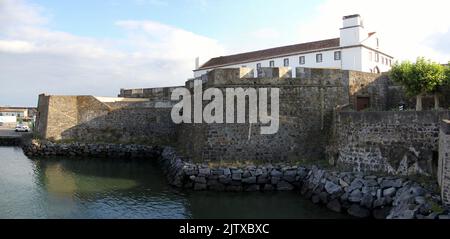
[193,14,393,78]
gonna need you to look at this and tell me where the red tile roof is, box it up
[197,38,340,70]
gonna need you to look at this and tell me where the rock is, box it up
[340,192,349,202]
[231,169,243,174]
[284,169,297,177]
[232,173,242,181]
[349,189,363,203]
[283,173,297,183]
[415,196,426,205]
[364,179,378,187]
[277,181,294,191]
[381,179,402,189]
[252,168,263,177]
[364,175,378,180]
[389,209,416,219]
[319,192,329,204]
[360,194,374,209]
[218,175,231,184]
[242,170,252,178]
[425,212,438,219]
[198,167,211,176]
[257,176,269,184]
[194,183,207,191]
[348,204,371,218]
[270,169,283,177]
[245,184,260,192]
[211,169,224,175]
[409,186,426,197]
[325,181,342,195]
[327,199,341,212]
[242,176,256,184]
[339,178,349,188]
[271,176,280,185]
[263,184,274,191]
[383,187,396,197]
[194,176,206,184]
[223,168,231,175]
[348,179,364,192]
[297,167,308,179]
[373,197,387,208]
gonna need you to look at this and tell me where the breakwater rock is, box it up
[22,139,161,159]
[21,141,449,219]
[160,147,448,219]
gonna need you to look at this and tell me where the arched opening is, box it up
[373,66,380,74]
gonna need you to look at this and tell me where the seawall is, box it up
[331,110,450,176]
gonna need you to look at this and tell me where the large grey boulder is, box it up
[325,181,342,195]
[349,189,363,203]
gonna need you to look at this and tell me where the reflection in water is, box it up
[0,146,348,219]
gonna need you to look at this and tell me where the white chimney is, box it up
[340,14,367,47]
[195,57,200,70]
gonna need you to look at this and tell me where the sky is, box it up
[0,0,449,106]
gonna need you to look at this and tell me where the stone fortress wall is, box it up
[35,67,450,204]
[176,67,388,162]
[439,120,450,206]
[331,110,450,176]
[36,94,176,145]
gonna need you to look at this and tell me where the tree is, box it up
[389,57,446,110]
[389,60,419,109]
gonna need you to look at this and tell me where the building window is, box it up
[369,52,373,61]
[316,53,322,63]
[389,59,392,66]
[334,51,341,60]
[376,38,379,48]
[256,63,261,69]
[269,60,275,67]
[283,58,289,66]
[242,65,247,68]
[375,53,379,62]
[381,57,384,64]
[299,56,305,65]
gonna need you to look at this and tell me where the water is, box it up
[0,146,347,219]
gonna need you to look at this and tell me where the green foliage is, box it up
[389,57,446,97]
[445,63,450,87]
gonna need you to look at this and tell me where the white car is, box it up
[15,124,30,132]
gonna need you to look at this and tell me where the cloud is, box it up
[0,0,224,106]
[294,0,450,62]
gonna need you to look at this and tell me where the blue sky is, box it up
[0,0,449,106]
[32,0,320,53]
[35,0,317,40]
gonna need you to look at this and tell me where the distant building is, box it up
[194,14,393,77]
[0,107,37,121]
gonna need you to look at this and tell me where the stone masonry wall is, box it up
[333,111,450,176]
[439,120,450,206]
[177,67,386,162]
[118,86,182,101]
[36,94,177,144]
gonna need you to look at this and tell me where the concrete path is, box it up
[0,126,29,138]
